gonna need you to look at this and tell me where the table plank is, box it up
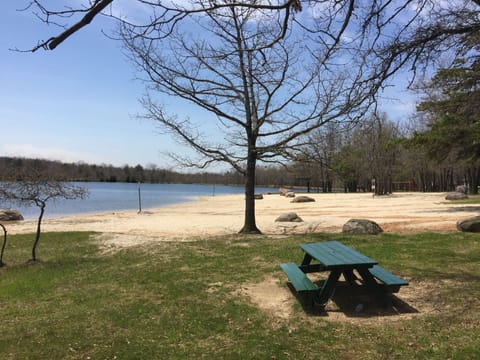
[300,241,377,269]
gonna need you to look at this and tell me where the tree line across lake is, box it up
[0,143,478,195]
[0,156,309,189]
[0,156,302,188]
[0,157,235,185]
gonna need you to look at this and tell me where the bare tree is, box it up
[0,223,7,267]
[0,180,87,262]
[119,2,404,233]
[374,0,480,81]
[296,123,348,193]
[23,1,480,69]
[351,113,402,195]
[19,1,480,233]
[22,0,298,51]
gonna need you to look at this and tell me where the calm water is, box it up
[5,182,274,220]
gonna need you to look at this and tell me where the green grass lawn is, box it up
[0,231,479,359]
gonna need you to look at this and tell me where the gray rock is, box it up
[445,192,468,200]
[291,195,315,203]
[457,216,480,232]
[0,209,24,221]
[254,193,264,200]
[342,219,383,235]
[275,212,303,222]
[455,185,467,194]
[285,191,295,198]
[279,188,291,196]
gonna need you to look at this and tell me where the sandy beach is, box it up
[5,192,479,242]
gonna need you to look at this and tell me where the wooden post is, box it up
[137,181,142,213]
[0,223,7,267]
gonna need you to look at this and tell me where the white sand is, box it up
[5,192,478,241]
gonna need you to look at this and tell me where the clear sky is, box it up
[0,2,417,170]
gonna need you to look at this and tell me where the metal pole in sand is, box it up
[138,181,142,213]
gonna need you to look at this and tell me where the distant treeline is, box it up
[0,157,235,184]
[0,157,299,188]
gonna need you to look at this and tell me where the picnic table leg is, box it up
[356,267,389,305]
[342,269,358,285]
[299,253,315,273]
[300,253,313,267]
[314,270,342,307]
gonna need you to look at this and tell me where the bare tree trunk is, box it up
[240,148,260,234]
[0,223,7,267]
[31,202,46,262]
[466,166,480,195]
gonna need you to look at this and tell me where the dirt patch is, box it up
[382,218,458,233]
[236,277,296,323]
[239,275,443,325]
[94,233,164,254]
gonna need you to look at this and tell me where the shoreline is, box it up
[10,182,260,221]
[4,192,479,242]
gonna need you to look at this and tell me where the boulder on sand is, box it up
[342,218,383,235]
[291,196,315,203]
[0,209,24,221]
[445,192,468,200]
[275,212,303,222]
[457,216,480,232]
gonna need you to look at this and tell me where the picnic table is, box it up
[280,241,408,308]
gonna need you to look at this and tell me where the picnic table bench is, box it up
[280,241,408,307]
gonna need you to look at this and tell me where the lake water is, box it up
[5,182,275,220]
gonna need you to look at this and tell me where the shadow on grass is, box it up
[287,281,419,318]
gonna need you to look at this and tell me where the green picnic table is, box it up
[280,241,408,308]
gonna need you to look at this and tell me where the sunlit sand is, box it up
[6,192,477,243]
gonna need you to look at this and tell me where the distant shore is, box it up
[6,192,478,245]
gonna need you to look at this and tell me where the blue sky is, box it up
[0,2,416,170]
[0,2,175,168]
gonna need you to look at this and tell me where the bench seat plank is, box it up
[369,265,408,286]
[280,262,318,292]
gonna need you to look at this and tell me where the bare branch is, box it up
[25,0,302,51]
[30,0,114,52]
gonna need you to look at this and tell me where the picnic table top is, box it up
[300,241,378,269]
